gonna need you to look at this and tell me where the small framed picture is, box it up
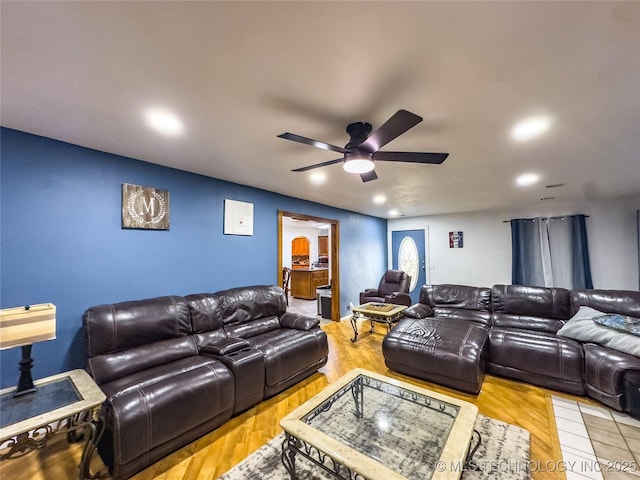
[449,231,463,248]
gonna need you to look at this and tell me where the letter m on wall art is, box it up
[122,183,170,230]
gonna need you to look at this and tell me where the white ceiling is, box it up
[2,1,639,219]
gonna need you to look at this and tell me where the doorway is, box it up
[278,211,340,321]
[391,229,426,304]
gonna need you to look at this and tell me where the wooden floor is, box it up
[1,318,590,480]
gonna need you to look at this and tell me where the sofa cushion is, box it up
[99,355,220,399]
[402,303,434,319]
[488,327,585,395]
[382,318,489,394]
[106,360,234,466]
[216,285,287,326]
[185,293,223,333]
[424,284,492,310]
[224,316,281,339]
[247,328,328,388]
[88,336,199,386]
[280,311,320,331]
[422,284,492,326]
[571,289,640,318]
[557,306,640,357]
[491,285,572,333]
[84,296,192,357]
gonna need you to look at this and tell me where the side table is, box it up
[0,369,106,480]
[350,302,407,342]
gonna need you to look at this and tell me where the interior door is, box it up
[392,229,426,304]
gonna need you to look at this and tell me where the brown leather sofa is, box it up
[359,269,412,306]
[382,283,640,416]
[84,285,328,480]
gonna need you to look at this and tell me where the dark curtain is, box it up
[569,214,593,289]
[510,215,593,289]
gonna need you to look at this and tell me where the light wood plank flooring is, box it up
[1,318,592,480]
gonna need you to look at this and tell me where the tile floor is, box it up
[287,295,333,326]
[552,396,640,480]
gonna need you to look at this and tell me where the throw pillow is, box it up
[593,314,640,337]
[556,306,640,357]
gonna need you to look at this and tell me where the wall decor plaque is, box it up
[122,183,170,230]
[449,231,463,248]
[224,199,253,235]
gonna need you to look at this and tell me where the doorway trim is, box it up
[278,210,340,321]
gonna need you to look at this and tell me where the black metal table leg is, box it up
[281,432,299,479]
[350,313,359,342]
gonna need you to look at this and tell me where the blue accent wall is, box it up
[0,128,387,388]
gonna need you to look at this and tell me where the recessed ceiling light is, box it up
[516,173,540,186]
[388,209,399,217]
[373,194,386,205]
[309,172,326,185]
[144,107,183,136]
[511,115,551,141]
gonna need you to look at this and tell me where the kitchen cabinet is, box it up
[292,237,310,256]
[291,268,329,300]
[318,235,328,256]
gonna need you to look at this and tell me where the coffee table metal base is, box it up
[282,429,482,480]
[282,432,365,480]
[350,310,404,342]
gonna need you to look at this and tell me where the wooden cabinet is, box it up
[318,235,328,256]
[292,237,310,256]
[291,269,329,300]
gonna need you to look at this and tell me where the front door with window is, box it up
[391,229,426,305]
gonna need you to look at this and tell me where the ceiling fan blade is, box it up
[373,151,449,164]
[360,170,378,182]
[359,109,423,154]
[278,133,347,154]
[292,158,344,172]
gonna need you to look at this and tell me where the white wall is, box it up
[388,194,640,291]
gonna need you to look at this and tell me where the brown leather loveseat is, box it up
[84,285,328,479]
[383,283,640,417]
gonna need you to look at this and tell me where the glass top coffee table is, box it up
[280,369,478,480]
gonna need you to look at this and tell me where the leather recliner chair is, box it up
[359,269,412,306]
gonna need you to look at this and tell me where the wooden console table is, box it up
[0,369,106,480]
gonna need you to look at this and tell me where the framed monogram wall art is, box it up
[121,183,170,230]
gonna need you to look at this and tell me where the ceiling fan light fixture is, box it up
[343,155,374,174]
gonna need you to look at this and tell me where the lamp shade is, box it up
[0,303,56,350]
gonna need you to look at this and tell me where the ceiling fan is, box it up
[278,109,448,182]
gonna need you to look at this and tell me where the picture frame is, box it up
[224,199,254,236]
[122,183,170,230]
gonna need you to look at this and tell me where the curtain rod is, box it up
[502,215,590,223]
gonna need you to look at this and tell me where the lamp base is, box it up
[14,344,36,397]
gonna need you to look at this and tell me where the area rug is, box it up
[217,415,530,480]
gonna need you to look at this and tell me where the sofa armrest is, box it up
[385,292,412,306]
[280,311,320,331]
[403,303,434,319]
[363,288,380,295]
[200,337,251,355]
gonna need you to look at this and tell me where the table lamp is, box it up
[0,303,56,397]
